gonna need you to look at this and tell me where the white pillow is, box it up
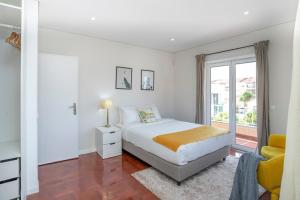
[148,104,162,120]
[119,106,140,124]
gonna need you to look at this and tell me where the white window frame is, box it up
[205,56,257,151]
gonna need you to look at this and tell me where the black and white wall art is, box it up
[115,66,132,90]
[141,70,154,90]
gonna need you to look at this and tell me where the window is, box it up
[212,93,219,105]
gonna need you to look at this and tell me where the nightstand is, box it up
[95,126,122,159]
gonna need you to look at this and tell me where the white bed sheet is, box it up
[120,119,232,165]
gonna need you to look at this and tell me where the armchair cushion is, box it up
[268,134,286,149]
[261,146,285,159]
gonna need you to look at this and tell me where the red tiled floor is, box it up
[236,137,258,149]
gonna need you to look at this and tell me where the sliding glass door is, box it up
[209,65,230,131]
[235,61,257,149]
[206,58,257,151]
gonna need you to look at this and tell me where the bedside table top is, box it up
[96,126,120,133]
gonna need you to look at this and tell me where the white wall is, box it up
[174,21,295,134]
[39,28,175,154]
[0,28,20,142]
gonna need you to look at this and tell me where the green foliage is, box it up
[239,91,253,103]
[243,111,257,125]
[213,112,229,122]
[235,114,240,123]
[214,111,256,126]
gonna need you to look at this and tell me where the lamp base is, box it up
[105,108,111,128]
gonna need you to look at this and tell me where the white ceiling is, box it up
[0,0,21,35]
[39,0,298,52]
[0,0,21,7]
[0,5,21,27]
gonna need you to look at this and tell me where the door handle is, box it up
[69,103,77,115]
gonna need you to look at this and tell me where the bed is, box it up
[118,111,232,185]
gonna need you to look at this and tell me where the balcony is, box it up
[212,121,257,149]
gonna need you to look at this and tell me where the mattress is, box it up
[120,119,232,165]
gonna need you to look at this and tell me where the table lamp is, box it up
[100,99,112,127]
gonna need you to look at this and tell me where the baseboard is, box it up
[26,184,39,196]
[79,147,96,155]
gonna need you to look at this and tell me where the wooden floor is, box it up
[28,152,157,200]
[28,150,270,200]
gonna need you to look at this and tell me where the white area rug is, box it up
[132,156,265,200]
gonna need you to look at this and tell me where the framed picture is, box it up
[141,70,154,90]
[115,66,132,90]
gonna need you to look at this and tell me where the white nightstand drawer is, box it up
[0,159,19,182]
[99,142,121,159]
[102,131,121,144]
[0,179,20,200]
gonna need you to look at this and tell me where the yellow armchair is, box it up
[258,134,286,200]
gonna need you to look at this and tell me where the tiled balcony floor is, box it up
[236,137,257,149]
[212,121,258,149]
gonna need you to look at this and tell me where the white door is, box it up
[38,54,79,165]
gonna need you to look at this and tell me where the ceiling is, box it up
[0,0,21,7]
[0,0,21,35]
[0,5,21,27]
[39,0,298,52]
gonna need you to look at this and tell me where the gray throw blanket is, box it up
[229,152,265,200]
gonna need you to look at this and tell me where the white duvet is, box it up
[120,119,232,165]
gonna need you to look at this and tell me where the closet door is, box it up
[38,53,79,165]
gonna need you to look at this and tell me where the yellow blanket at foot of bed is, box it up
[153,126,229,152]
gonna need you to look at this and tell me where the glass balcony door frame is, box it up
[205,57,256,151]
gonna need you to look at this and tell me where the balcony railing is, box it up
[212,121,257,149]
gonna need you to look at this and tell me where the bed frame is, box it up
[123,139,229,185]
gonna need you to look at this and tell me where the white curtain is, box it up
[280,2,300,200]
